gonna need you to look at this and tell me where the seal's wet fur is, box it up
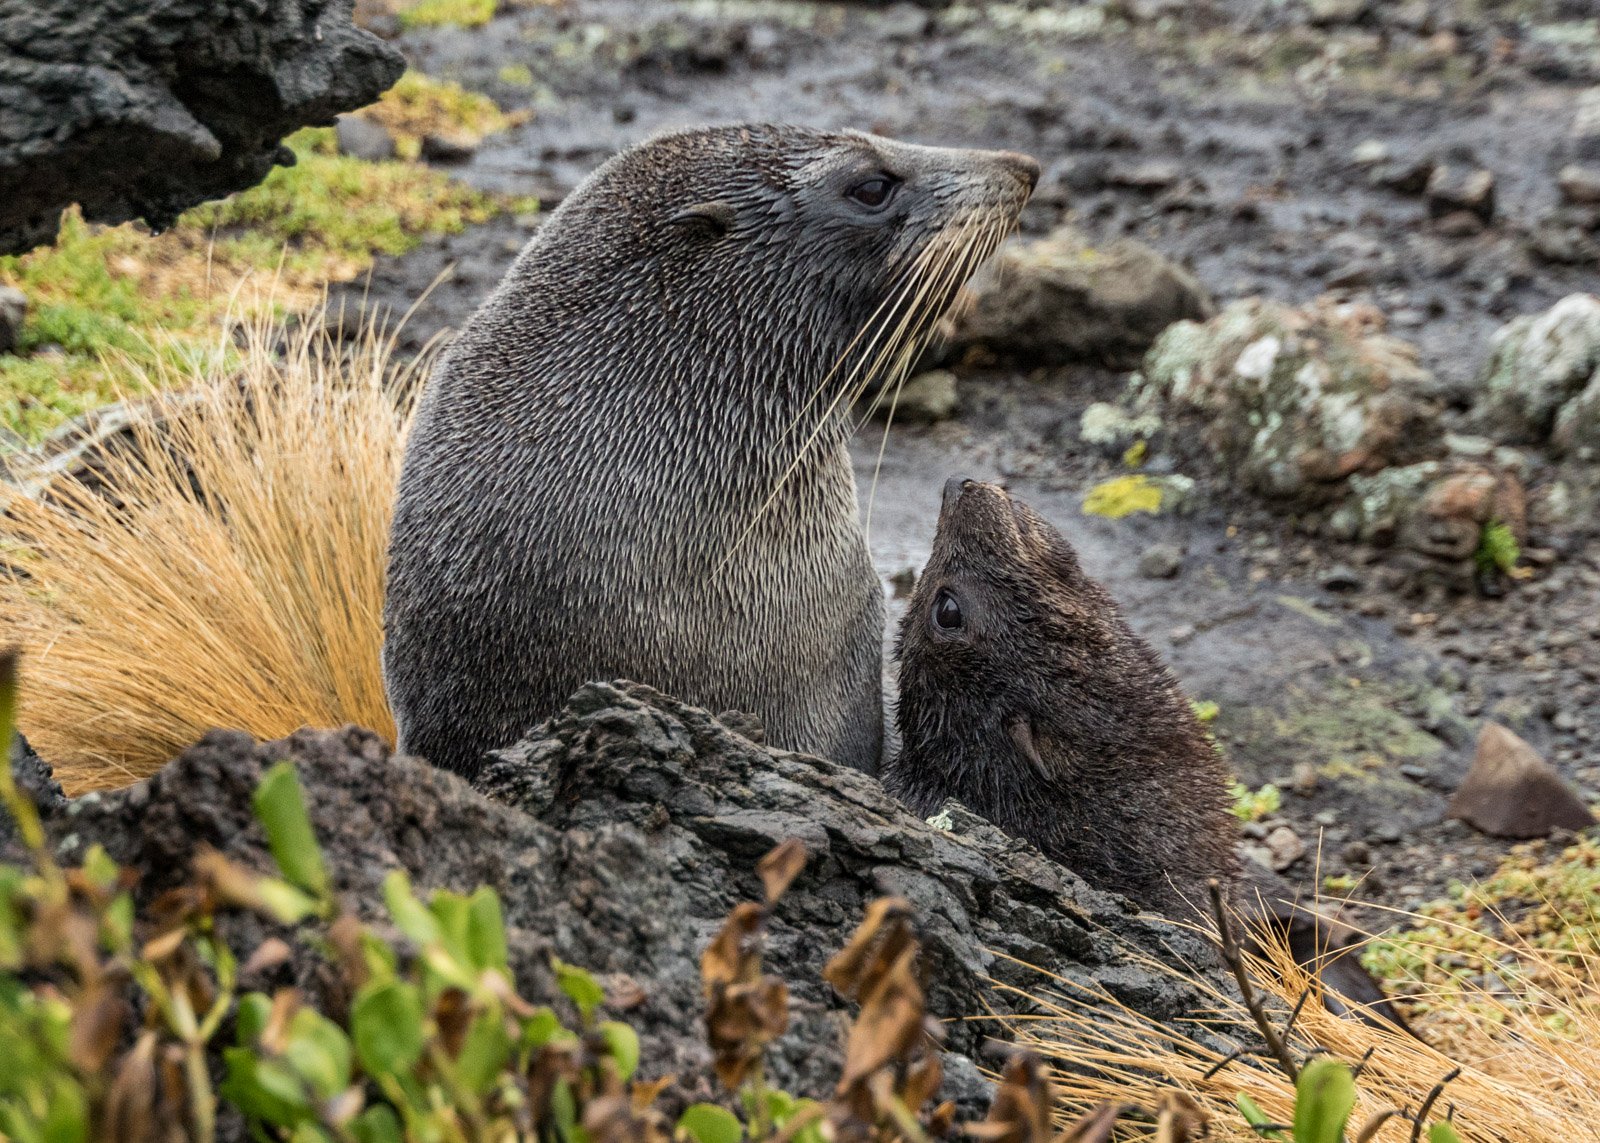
[887,479,1238,918]
[384,124,1037,779]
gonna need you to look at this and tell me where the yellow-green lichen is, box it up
[1082,474,1164,519]
[358,71,528,161]
[397,0,496,29]
[1475,519,1522,577]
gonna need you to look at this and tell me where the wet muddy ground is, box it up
[340,0,1600,925]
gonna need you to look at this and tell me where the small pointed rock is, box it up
[1447,722,1595,839]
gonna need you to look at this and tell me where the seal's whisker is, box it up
[778,232,947,457]
[733,240,946,557]
[861,213,1007,537]
[774,233,948,450]
[853,211,1001,427]
[724,197,1023,573]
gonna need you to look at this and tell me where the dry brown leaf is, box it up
[192,847,257,903]
[434,987,472,1059]
[139,927,186,964]
[705,975,790,1089]
[1154,1091,1209,1143]
[973,1052,1054,1143]
[823,896,916,1002]
[702,901,766,990]
[260,988,301,1054]
[631,1074,676,1114]
[241,936,294,978]
[758,838,808,905]
[1057,1103,1124,1143]
[839,947,926,1091]
[605,972,650,1011]
[101,1031,161,1143]
[70,977,132,1076]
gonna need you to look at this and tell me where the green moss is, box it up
[0,128,535,444]
[397,0,496,28]
[497,64,535,87]
[1231,677,1444,783]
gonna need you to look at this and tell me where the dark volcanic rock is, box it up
[0,0,405,256]
[31,683,1237,1116]
[1,734,66,848]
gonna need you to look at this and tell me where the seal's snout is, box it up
[993,151,1041,194]
[941,476,974,514]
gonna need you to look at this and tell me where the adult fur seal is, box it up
[885,478,1237,917]
[384,125,1038,780]
[888,479,1412,1030]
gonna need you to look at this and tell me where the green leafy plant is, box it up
[1234,1058,1460,1143]
[1229,781,1282,822]
[1474,520,1520,578]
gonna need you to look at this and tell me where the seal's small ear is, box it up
[1006,715,1050,781]
[668,201,738,239]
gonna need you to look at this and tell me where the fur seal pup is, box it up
[885,478,1237,917]
[384,125,1038,780]
[888,480,1411,1030]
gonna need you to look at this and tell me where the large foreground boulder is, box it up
[0,0,405,255]
[35,683,1235,1111]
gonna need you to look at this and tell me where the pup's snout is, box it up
[941,476,975,514]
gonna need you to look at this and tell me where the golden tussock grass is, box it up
[1,305,422,793]
[1000,900,1600,1142]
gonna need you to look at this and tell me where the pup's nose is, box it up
[941,476,975,514]
[994,150,1041,193]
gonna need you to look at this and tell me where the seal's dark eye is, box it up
[932,589,963,632]
[846,176,898,209]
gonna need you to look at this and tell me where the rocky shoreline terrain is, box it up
[299,0,1600,936]
[2,0,1599,1103]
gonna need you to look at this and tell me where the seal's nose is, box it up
[994,151,1041,193]
[941,476,974,514]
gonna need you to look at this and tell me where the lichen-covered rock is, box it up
[1554,380,1600,455]
[951,227,1214,367]
[1474,294,1600,451]
[1328,459,1527,589]
[0,0,405,256]
[1078,402,1163,452]
[1135,298,1437,503]
[23,683,1240,1121]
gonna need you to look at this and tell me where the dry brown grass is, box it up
[1,305,423,793]
[998,902,1600,1142]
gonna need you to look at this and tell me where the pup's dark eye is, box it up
[932,589,963,632]
[846,176,898,209]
